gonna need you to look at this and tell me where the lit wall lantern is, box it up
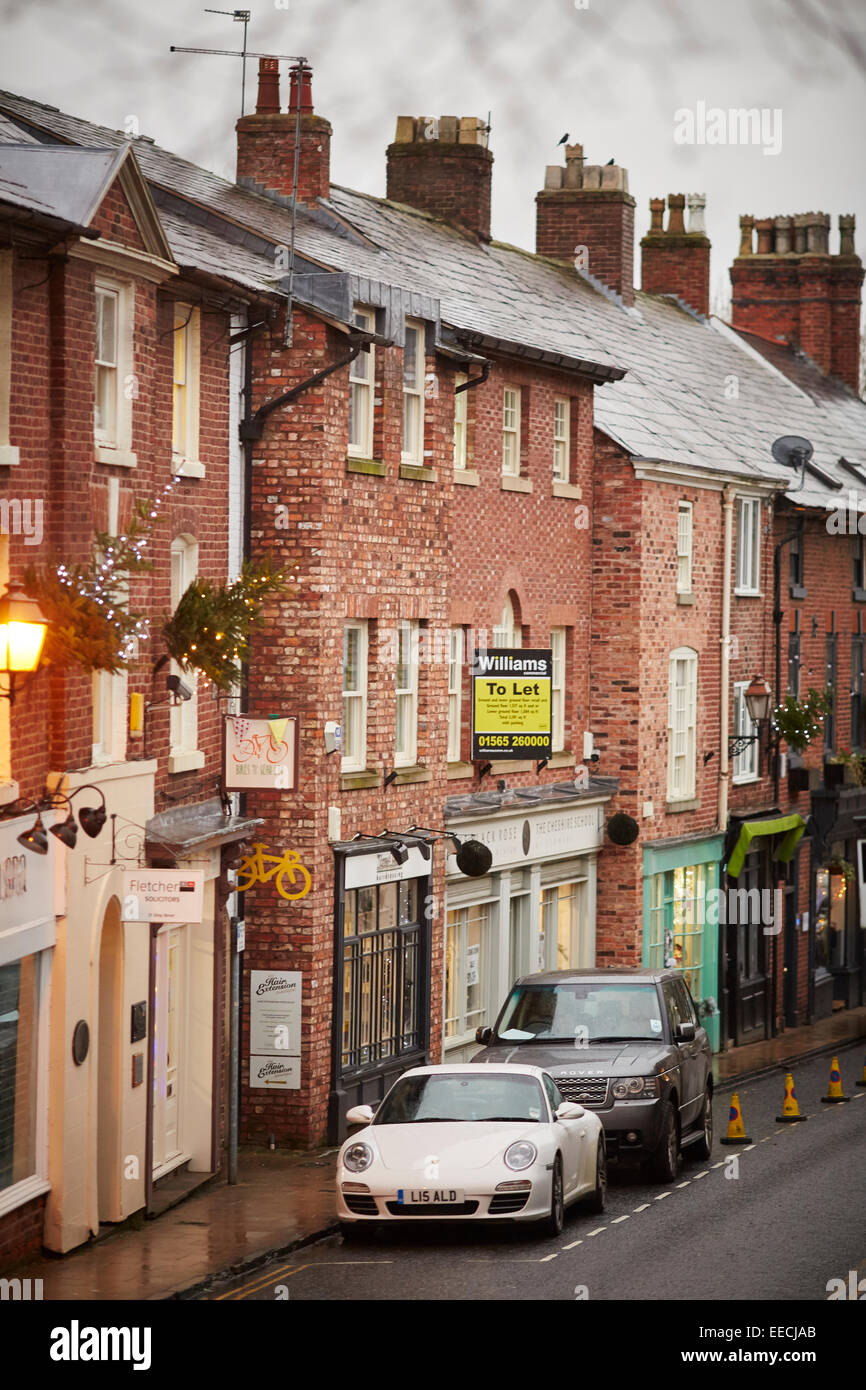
[0,586,49,703]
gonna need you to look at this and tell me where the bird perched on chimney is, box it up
[557,133,569,145]
[605,157,615,165]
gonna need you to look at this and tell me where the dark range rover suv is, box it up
[473,968,713,1181]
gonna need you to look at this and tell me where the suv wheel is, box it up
[650,1101,680,1183]
[584,1137,607,1214]
[540,1155,565,1237]
[692,1087,713,1161]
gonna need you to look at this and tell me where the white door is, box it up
[152,925,187,1173]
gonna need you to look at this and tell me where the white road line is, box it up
[676,1180,691,1188]
[760,1136,772,1142]
[540,1252,559,1262]
[853,1092,865,1099]
[711,1160,726,1169]
[611,1214,630,1224]
[654,1192,671,1200]
[742,1144,756,1151]
[562,1239,583,1250]
[693,1170,709,1179]
[632,1203,651,1212]
[587,1226,607,1236]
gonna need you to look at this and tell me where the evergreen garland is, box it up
[162,560,290,691]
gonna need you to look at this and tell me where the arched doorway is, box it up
[97,897,123,1224]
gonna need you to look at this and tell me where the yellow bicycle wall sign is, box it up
[235,843,312,901]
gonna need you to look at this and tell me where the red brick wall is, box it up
[640,236,711,316]
[0,1192,45,1272]
[386,141,493,241]
[536,190,636,305]
[236,112,332,203]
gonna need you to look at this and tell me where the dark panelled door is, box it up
[726,855,768,1044]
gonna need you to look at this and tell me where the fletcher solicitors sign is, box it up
[446,802,605,876]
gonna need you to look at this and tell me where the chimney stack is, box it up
[236,59,331,204]
[730,211,863,391]
[639,193,711,316]
[386,116,493,241]
[535,146,635,306]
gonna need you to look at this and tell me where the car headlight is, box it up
[504,1140,537,1171]
[611,1076,659,1100]
[343,1142,374,1173]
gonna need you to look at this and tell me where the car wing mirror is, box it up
[675,1021,696,1042]
[555,1101,585,1120]
[475,1026,493,1045]
[345,1104,375,1126]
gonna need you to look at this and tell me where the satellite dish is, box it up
[455,837,493,878]
[771,435,813,469]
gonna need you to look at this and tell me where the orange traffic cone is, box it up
[776,1071,807,1123]
[720,1091,752,1144]
[856,1057,866,1088]
[820,1055,850,1104]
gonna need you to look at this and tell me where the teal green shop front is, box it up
[641,835,724,1052]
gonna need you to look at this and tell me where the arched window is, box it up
[493,594,521,649]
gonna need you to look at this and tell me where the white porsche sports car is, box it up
[336,1063,607,1238]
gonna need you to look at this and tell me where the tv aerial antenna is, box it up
[171,9,308,117]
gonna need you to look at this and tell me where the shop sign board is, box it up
[121,870,204,924]
[249,970,302,1090]
[471,649,552,760]
[224,714,298,791]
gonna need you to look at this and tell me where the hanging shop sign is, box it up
[445,802,605,876]
[121,870,204,924]
[224,713,298,792]
[249,970,302,1090]
[471,648,552,761]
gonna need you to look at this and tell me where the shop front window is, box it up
[0,954,39,1192]
[815,863,846,971]
[445,903,490,1040]
[648,861,715,1003]
[539,881,589,971]
[341,879,422,1071]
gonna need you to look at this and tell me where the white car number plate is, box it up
[397,1188,464,1205]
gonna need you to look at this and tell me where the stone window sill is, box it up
[340,768,380,790]
[547,751,576,768]
[454,469,480,486]
[676,592,696,606]
[552,481,582,499]
[488,758,534,773]
[0,444,20,467]
[95,445,137,468]
[0,780,20,806]
[501,475,532,493]
[346,457,386,476]
[853,588,866,603]
[789,584,807,600]
[447,761,474,780]
[173,455,206,479]
[168,750,206,774]
[734,588,762,599]
[665,797,700,813]
[399,463,438,483]
[392,764,432,785]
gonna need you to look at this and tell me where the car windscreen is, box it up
[496,983,664,1043]
[374,1073,547,1124]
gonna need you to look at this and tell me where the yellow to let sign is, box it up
[471,648,553,759]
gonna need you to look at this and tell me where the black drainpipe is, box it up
[455,360,490,394]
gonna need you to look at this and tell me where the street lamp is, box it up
[729,674,774,758]
[0,586,49,703]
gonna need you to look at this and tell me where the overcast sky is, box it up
[2,0,865,312]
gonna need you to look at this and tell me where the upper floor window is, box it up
[0,251,19,466]
[395,619,419,767]
[677,501,693,594]
[172,303,201,468]
[493,595,521,649]
[667,647,697,802]
[169,536,201,770]
[453,375,468,470]
[824,631,838,752]
[94,277,136,467]
[735,496,761,594]
[502,387,521,476]
[342,621,368,772]
[789,531,805,597]
[402,321,425,464]
[787,627,801,698]
[448,627,463,761]
[550,627,566,753]
[852,634,866,752]
[348,307,375,459]
[95,286,119,444]
[854,535,866,596]
[732,681,759,784]
[553,397,570,482]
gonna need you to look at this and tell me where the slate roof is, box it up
[0,87,863,513]
[0,144,128,230]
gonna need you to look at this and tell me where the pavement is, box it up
[8,1004,866,1301]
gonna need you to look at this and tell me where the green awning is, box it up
[726,814,806,879]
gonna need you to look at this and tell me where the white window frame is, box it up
[0,536,14,800]
[550,628,566,753]
[677,501,693,594]
[493,596,521,649]
[348,307,375,459]
[172,302,202,477]
[168,536,202,772]
[447,627,463,762]
[453,374,468,470]
[0,251,19,466]
[394,618,419,767]
[735,496,761,595]
[401,320,425,465]
[94,276,136,468]
[341,620,368,773]
[553,397,570,483]
[91,669,128,766]
[444,899,495,1045]
[732,680,760,783]
[502,386,521,476]
[667,647,698,802]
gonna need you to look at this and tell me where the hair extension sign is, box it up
[471,648,552,760]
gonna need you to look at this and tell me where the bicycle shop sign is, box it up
[223,713,298,792]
